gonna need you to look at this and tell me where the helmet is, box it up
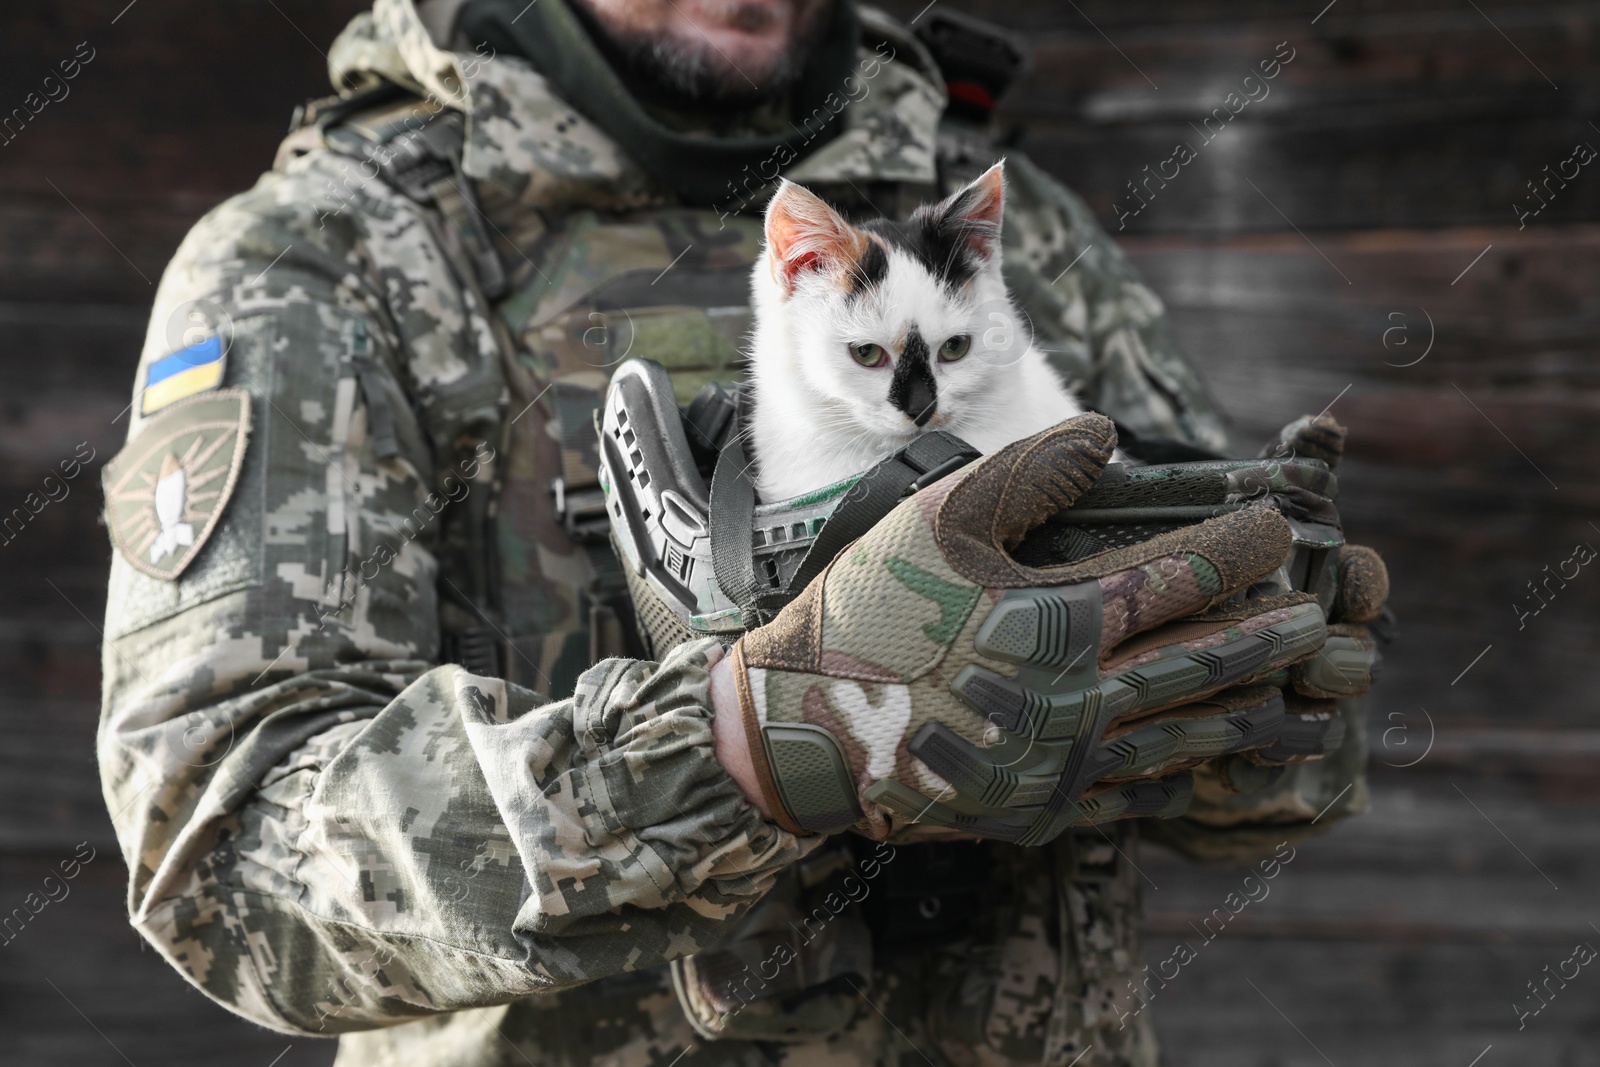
[597,358,1346,659]
[598,358,980,656]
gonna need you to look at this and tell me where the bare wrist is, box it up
[709,654,776,821]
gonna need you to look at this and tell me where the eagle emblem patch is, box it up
[104,389,251,581]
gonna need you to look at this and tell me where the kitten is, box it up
[746,161,1092,501]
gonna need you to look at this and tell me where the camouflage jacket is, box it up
[98,2,1367,1064]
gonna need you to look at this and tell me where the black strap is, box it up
[1110,419,1228,464]
[785,432,978,596]
[709,430,981,628]
[345,319,401,461]
[682,382,737,468]
[709,434,766,628]
[287,80,409,137]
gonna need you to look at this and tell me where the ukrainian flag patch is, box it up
[141,334,226,415]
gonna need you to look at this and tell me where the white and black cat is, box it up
[746,161,1092,501]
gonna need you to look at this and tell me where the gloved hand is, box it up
[1209,414,1391,796]
[1294,542,1389,698]
[726,414,1331,844]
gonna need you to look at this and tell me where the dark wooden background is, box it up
[2,1,1596,1064]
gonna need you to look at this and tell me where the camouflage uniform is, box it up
[97,2,1368,1064]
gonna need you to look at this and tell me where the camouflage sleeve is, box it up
[97,148,810,1036]
[999,152,1231,453]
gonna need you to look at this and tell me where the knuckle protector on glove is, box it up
[1093,685,1286,783]
[1292,622,1379,697]
[1078,776,1195,822]
[759,723,862,834]
[1250,696,1345,763]
[918,591,1325,844]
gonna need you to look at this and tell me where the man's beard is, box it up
[573,1,835,109]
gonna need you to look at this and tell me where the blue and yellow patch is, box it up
[141,335,226,415]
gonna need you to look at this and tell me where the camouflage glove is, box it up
[1208,415,1392,795]
[1208,542,1388,793]
[1294,543,1389,698]
[1254,412,1390,709]
[727,414,1329,844]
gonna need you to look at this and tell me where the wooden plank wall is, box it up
[1,1,1595,1064]
[873,1,1600,1063]
[1,5,371,1065]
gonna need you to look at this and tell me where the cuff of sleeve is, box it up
[460,640,816,931]
[573,639,815,910]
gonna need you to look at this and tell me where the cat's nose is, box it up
[889,358,934,425]
[899,372,936,425]
[888,338,938,426]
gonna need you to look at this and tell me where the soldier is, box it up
[98,1,1387,1064]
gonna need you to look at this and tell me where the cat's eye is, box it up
[939,334,972,362]
[850,342,887,368]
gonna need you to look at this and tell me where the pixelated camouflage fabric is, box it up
[94,1,1365,1063]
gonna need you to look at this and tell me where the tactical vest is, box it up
[495,205,769,694]
[293,81,967,702]
[285,34,1155,1060]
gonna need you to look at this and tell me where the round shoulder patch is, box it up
[104,389,251,581]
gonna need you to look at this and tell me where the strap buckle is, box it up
[552,476,611,543]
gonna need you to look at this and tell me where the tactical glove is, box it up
[728,414,1330,844]
[1291,543,1388,697]
[1208,415,1391,796]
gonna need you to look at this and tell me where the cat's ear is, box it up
[764,180,867,294]
[937,160,1007,261]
